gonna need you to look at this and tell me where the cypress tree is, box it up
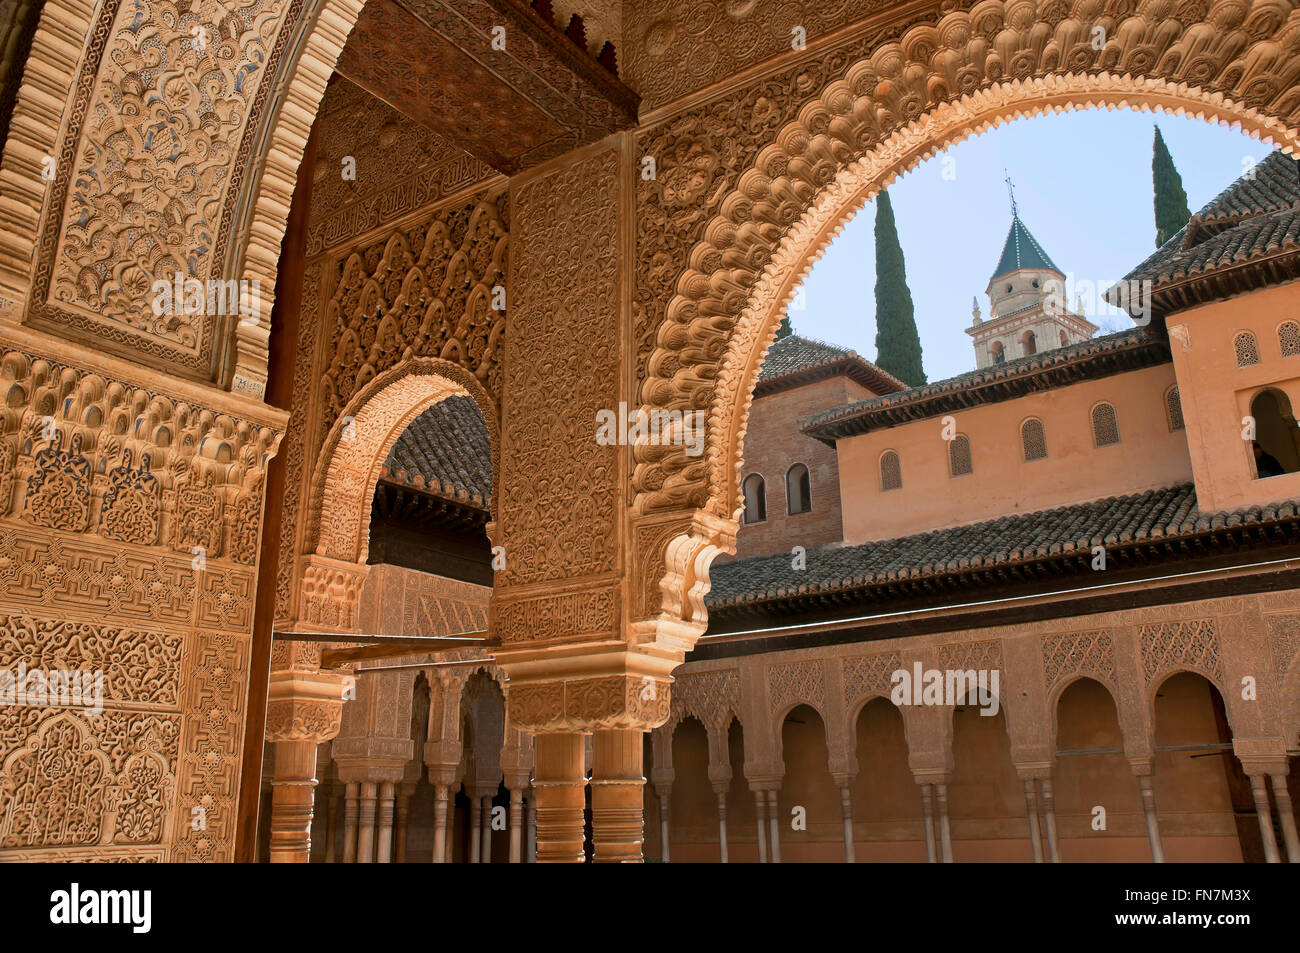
[1152,125,1191,248]
[873,190,926,386]
[775,312,793,339]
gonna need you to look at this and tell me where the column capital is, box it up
[264,669,350,744]
[507,672,672,733]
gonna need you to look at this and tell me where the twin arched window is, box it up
[948,434,973,477]
[742,474,766,524]
[1021,418,1047,461]
[786,464,811,515]
[1091,402,1120,447]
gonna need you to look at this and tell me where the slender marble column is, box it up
[1137,775,1165,863]
[716,791,729,864]
[267,740,321,863]
[324,789,339,864]
[753,789,768,863]
[343,782,359,864]
[509,787,524,863]
[1248,774,1280,864]
[591,729,646,862]
[766,790,782,863]
[375,782,395,864]
[839,786,856,864]
[1270,774,1299,863]
[356,782,377,864]
[533,733,587,863]
[469,798,482,864]
[480,795,493,863]
[935,783,953,863]
[432,784,449,864]
[445,790,456,863]
[919,784,937,863]
[1023,779,1044,863]
[526,791,537,862]
[394,792,410,863]
[1040,777,1061,863]
[658,794,671,862]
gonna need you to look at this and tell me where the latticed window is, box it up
[948,434,973,477]
[1092,403,1120,447]
[880,451,902,491]
[742,474,766,524]
[1279,321,1300,357]
[786,464,811,514]
[1165,386,1184,431]
[1235,331,1260,367]
[1021,418,1047,461]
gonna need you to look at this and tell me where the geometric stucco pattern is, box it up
[842,651,903,708]
[1041,630,1116,694]
[766,659,826,715]
[1138,619,1224,687]
[669,668,741,732]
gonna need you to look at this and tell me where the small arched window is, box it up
[1021,418,1048,461]
[1021,329,1037,356]
[1091,402,1120,447]
[990,341,1005,364]
[1235,331,1260,367]
[1278,321,1300,357]
[879,451,902,491]
[742,474,766,524]
[786,464,811,515]
[949,434,973,477]
[1059,330,1069,347]
[1165,385,1184,431]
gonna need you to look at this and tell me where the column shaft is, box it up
[324,788,338,864]
[469,798,482,864]
[267,739,321,863]
[356,782,377,864]
[1248,774,1280,864]
[839,786,856,864]
[766,790,782,864]
[920,783,937,863]
[590,729,646,862]
[716,792,729,864]
[1023,779,1044,864]
[1270,774,1299,863]
[343,782,359,864]
[658,795,671,862]
[432,784,449,864]
[754,789,767,863]
[375,782,395,864]
[935,783,953,863]
[509,788,524,863]
[394,793,409,864]
[527,791,537,862]
[533,733,587,863]
[1137,775,1165,863]
[1040,777,1061,863]
[480,795,493,863]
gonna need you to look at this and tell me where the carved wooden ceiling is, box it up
[336,0,639,174]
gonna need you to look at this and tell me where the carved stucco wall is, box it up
[0,352,281,859]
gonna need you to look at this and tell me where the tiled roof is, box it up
[991,214,1061,281]
[800,327,1165,441]
[706,483,1300,610]
[381,395,492,505]
[1116,150,1300,309]
[756,334,905,396]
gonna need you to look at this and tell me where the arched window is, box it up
[990,341,1005,364]
[1165,385,1184,431]
[1059,330,1069,347]
[948,434,973,477]
[1249,388,1300,478]
[1021,418,1048,461]
[1021,329,1037,356]
[1278,321,1300,357]
[742,474,766,524]
[1091,402,1120,447]
[786,464,811,515]
[879,451,902,491]
[1234,331,1260,367]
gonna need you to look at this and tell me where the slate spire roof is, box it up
[990,213,1062,282]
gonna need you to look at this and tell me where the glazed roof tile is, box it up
[382,395,492,505]
[707,483,1300,610]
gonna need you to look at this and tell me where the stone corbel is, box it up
[264,669,350,744]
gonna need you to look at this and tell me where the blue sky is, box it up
[790,110,1277,383]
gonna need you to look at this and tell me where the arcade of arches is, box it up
[1,0,1300,862]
